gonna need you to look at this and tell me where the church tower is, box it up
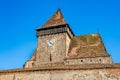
[35,9,74,67]
[24,9,74,68]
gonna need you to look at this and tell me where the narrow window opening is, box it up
[50,53,52,61]
[90,60,92,62]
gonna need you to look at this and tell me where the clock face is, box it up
[47,40,54,47]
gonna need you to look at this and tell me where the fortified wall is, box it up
[1,64,120,80]
[0,9,120,80]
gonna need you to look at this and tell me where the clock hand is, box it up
[49,40,53,45]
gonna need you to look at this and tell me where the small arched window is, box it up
[32,63,34,66]
[99,59,102,61]
[81,60,83,62]
[90,60,92,62]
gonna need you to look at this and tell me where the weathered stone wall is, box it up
[1,68,120,80]
[65,56,112,65]
[65,33,71,57]
[34,33,71,67]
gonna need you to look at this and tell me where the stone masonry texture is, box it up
[1,68,120,80]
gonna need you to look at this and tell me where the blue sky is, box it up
[0,0,120,70]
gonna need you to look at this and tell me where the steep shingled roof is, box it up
[38,9,66,29]
[67,34,110,58]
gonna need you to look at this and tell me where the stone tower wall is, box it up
[35,33,71,67]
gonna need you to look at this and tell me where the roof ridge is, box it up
[40,9,67,29]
